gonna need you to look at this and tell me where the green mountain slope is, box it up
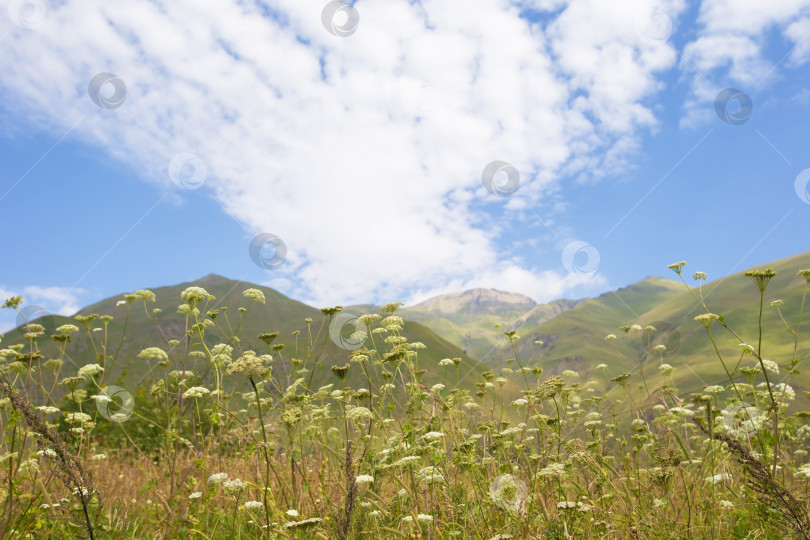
[485,253,810,407]
[1,274,498,398]
[401,289,582,359]
[485,276,683,373]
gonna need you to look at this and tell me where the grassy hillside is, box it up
[483,253,810,409]
[1,274,500,398]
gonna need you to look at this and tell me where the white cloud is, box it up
[0,0,683,306]
[0,286,85,332]
[680,0,810,127]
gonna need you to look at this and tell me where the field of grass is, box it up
[1,259,810,538]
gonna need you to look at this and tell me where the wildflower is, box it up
[90,453,107,460]
[180,286,211,306]
[694,313,720,329]
[511,398,528,407]
[416,466,445,484]
[630,324,643,332]
[439,358,454,367]
[243,500,264,510]
[183,387,210,399]
[394,456,421,467]
[242,288,265,303]
[430,383,445,393]
[417,514,433,522]
[704,473,731,485]
[331,363,350,381]
[718,500,734,509]
[65,412,93,425]
[138,347,169,362]
[770,299,784,307]
[285,518,323,530]
[355,475,374,484]
[562,370,578,378]
[659,364,674,376]
[73,487,93,498]
[18,459,39,475]
[738,343,754,354]
[693,272,708,280]
[798,269,810,283]
[36,406,60,414]
[703,385,725,395]
[346,407,373,421]
[605,334,617,341]
[744,268,776,292]
[401,516,414,523]
[557,501,577,509]
[667,261,686,274]
[653,344,667,353]
[55,324,80,334]
[536,463,566,479]
[653,498,666,508]
[207,472,229,484]
[380,302,403,313]
[669,407,694,417]
[380,383,395,391]
[77,364,104,377]
[286,509,300,518]
[610,373,631,384]
[227,352,272,379]
[760,359,779,374]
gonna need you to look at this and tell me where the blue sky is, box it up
[1,0,809,331]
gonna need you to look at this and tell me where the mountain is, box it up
[401,288,583,359]
[0,274,502,399]
[484,276,683,374]
[486,253,810,407]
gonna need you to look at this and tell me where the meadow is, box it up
[1,262,810,539]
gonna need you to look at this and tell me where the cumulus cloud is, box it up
[680,0,810,127]
[0,0,685,306]
[0,286,85,332]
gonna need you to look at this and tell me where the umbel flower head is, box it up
[744,267,776,293]
[694,313,720,330]
[180,286,212,306]
[226,352,272,379]
[667,261,687,275]
[331,363,350,381]
[798,269,810,283]
[258,332,279,346]
[242,288,265,304]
